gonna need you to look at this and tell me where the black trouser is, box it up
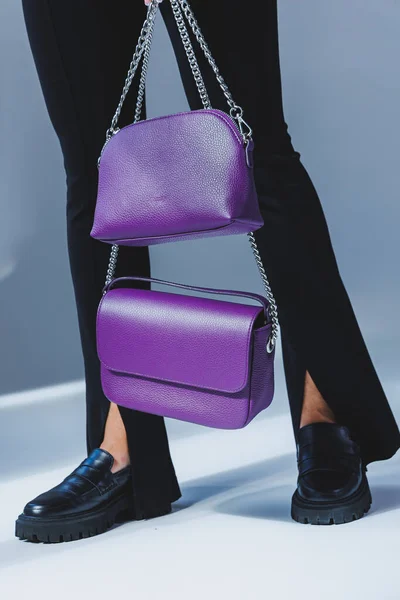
[22,0,400,513]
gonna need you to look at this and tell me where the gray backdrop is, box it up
[1,0,399,399]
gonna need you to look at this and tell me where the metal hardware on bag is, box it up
[102,0,280,352]
[237,116,253,145]
[105,127,118,141]
[245,139,255,169]
[229,106,243,120]
[266,337,276,354]
[104,244,119,290]
[97,128,120,168]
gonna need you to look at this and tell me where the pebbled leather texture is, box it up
[90,109,264,246]
[97,277,275,429]
[22,449,131,518]
[296,423,364,502]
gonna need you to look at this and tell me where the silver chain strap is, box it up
[170,0,211,109]
[103,4,156,287]
[104,244,119,287]
[172,1,240,112]
[106,1,159,139]
[247,232,279,352]
[133,10,155,123]
[102,0,279,352]
[170,0,252,142]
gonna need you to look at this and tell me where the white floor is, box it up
[1,379,400,600]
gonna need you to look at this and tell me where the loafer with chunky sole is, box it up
[291,423,372,525]
[15,448,171,543]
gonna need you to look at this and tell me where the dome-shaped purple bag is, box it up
[97,276,276,429]
[90,0,264,247]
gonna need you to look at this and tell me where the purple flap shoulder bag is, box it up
[97,276,278,429]
[90,0,264,247]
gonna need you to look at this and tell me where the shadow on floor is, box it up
[214,484,294,523]
[177,452,295,510]
[171,453,296,530]
[3,451,400,569]
[212,475,400,525]
[0,452,293,568]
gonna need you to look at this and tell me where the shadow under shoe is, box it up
[15,448,171,543]
[291,423,372,525]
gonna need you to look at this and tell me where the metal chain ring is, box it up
[104,244,119,287]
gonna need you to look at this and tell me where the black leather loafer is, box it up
[15,448,171,543]
[291,423,372,525]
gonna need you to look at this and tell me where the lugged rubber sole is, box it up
[15,494,172,543]
[291,476,372,525]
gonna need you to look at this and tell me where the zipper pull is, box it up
[245,138,254,168]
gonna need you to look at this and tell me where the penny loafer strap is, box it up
[298,453,361,477]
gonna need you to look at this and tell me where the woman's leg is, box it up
[300,372,336,428]
[21,0,180,523]
[161,0,400,465]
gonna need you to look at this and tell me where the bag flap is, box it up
[96,287,264,394]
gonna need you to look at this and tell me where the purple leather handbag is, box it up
[90,0,264,247]
[97,276,276,429]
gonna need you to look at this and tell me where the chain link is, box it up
[170,0,211,109]
[104,4,157,288]
[172,0,240,114]
[106,1,159,138]
[133,13,155,123]
[104,244,119,287]
[170,0,252,142]
[247,232,279,352]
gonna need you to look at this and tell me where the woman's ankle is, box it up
[300,371,336,428]
[99,441,130,473]
[100,402,130,473]
[299,406,336,429]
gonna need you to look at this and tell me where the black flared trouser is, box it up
[22,0,400,513]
